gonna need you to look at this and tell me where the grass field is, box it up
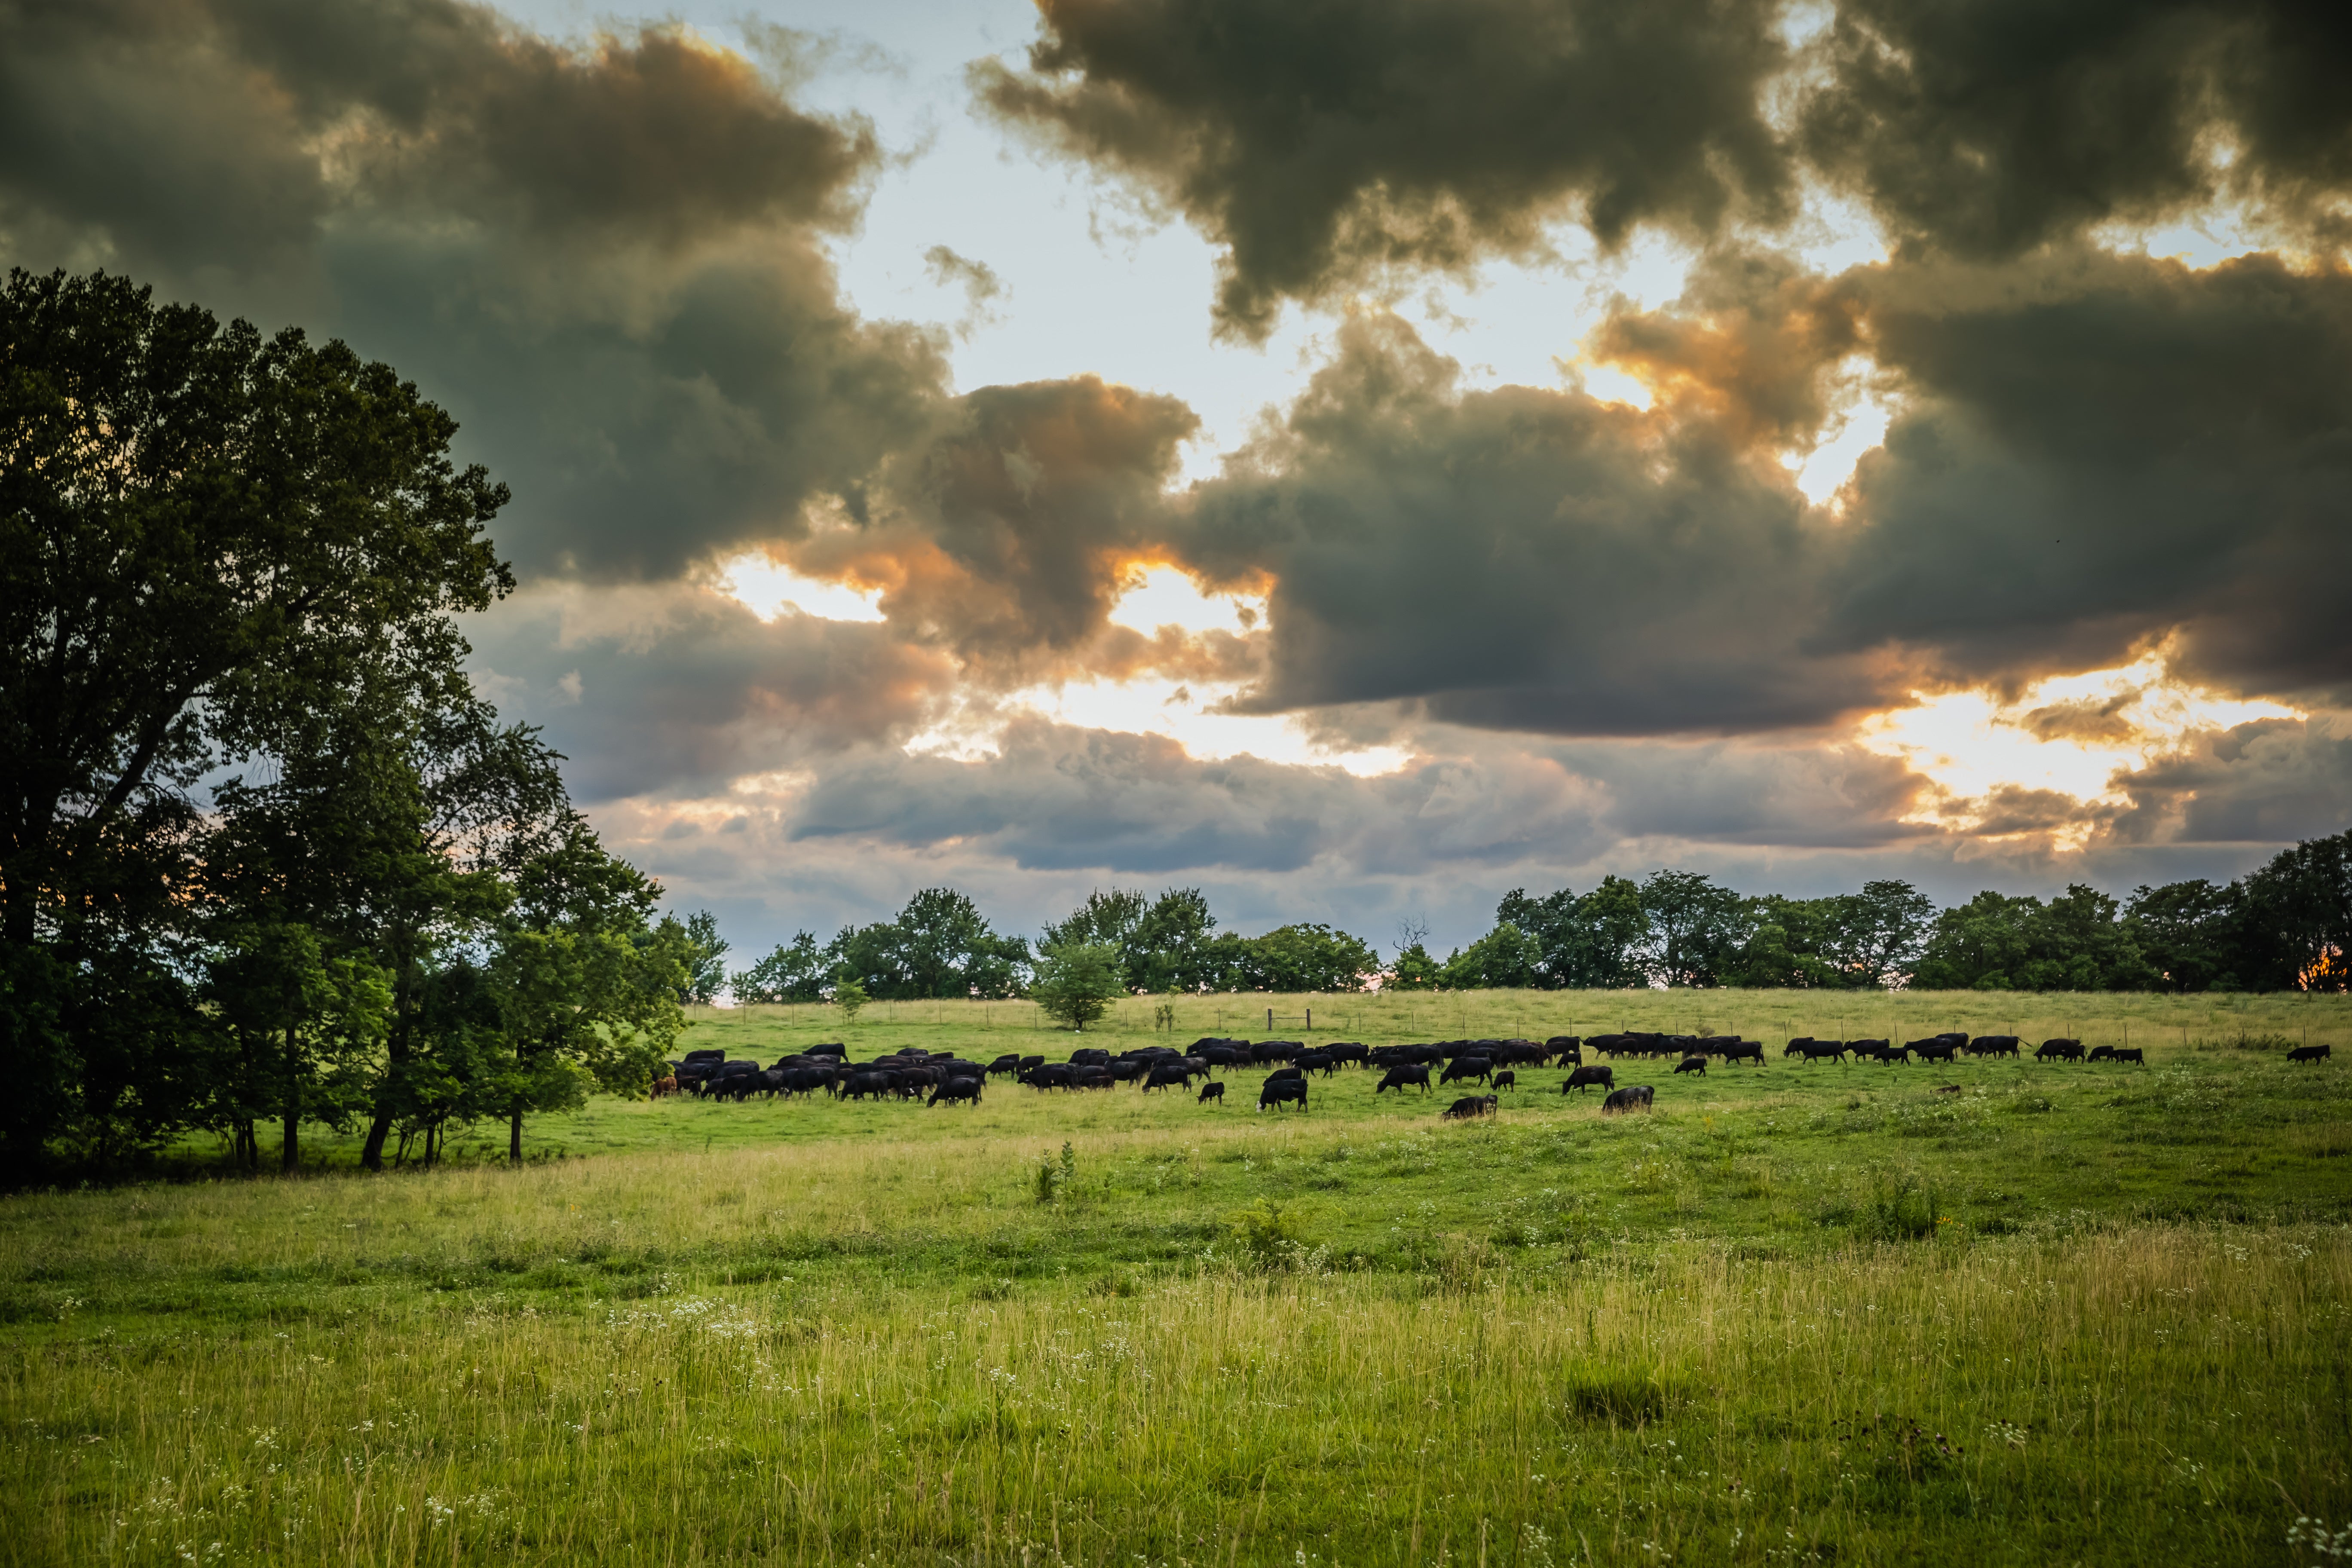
[3,990,2349,1565]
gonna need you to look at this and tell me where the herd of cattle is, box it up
[655,1028,2328,1119]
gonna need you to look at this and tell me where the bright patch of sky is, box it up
[1859,654,2304,825]
[717,550,886,623]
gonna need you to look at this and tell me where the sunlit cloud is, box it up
[1108,563,1265,638]
[1791,380,1892,505]
[1859,654,2305,843]
[717,551,887,623]
[905,674,1412,778]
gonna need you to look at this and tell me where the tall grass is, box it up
[5,1123,2351,1563]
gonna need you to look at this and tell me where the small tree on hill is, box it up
[1032,941,1124,1030]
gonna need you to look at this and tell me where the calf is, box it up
[1197,1081,1225,1105]
[1258,1078,1308,1112]
[1672,1055,1706,1075]
[2288,1043,2333,1064]
[1601,1084,1656,1115]
[1563,1065,1615,1095]
[1441,1094,1498,1121]
[1375,1065,1432,1095]
[1491,1070,1517,1093]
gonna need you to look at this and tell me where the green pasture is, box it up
[3,990,2349,1564]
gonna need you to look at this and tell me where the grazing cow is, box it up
[2036,1038,2085,1063]
[1563,1065,1615,1095]
[2087,1044,2116,1063]
[1601,1085,1655,1115]
[984,1055,1023,1078]
[841,1072,893,1102]
[1441,1094,1498,1121]
[1259,1078,1308,1112]
[1375,1065,1432,1096]
[1720,1041,1766,1066]
[2288,1044,2333,1064]
[1439,1056,1493,1087]
[1198,1081,1225,1105]
[1673,1055,1706,1076]
[928,1078,982,1108]
[2113,1047,2144,1064]
[650,1075,678,1099]
[1968,1036,2021,1058]
[1491,1070,1517,1092]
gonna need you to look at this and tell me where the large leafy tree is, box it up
[485,818,687,1163]
[0,268,510,1177]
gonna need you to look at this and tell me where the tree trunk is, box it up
[509,1102,523,1163]
[280,1023,300,1173]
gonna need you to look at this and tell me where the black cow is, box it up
[1787,1039,1849,1064]
[841,1072,893,1102]
[1601,1084,1656,1115]
[2087,1044,2116,1063]
[1198,1081,1225,1105]
[1672,1055,1706,1075]
[1022,1063,1076,1091]
[1071,1047,1111,1067]
[1563,1065,1615,1095]
[2289,1044,2332,1064]
[1253,1041,1301,1065]
[2113,1047,2144,1064]
[1073,1066,1115,1090]
[1908,1038,1960,1063]
[806,1042,847,1060]
[1375,1065,1432,1095]
[985,1054,1024,1078]
[1267,1065,1306,1084]
[1143,1064,1194,1093]
[2036,1038,2084,1063]
[1439,1056,1493,1086]
[1019,1054,1046,1072]
[1849,1038,1892,1063]
[1720,1041,1766,1066]
[1259,1078,1308,1112]
[1547,1036,1585,1065]
[928,1079,982,1108]
[1969,1036,2021,1057]
[1491,1070,1517,1092]
[1441,1095,1498,1121]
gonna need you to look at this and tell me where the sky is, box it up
[6,0,2350,959]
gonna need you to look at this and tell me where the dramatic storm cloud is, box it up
[6,0,2348,952]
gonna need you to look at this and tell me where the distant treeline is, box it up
[722,830,2351,1006]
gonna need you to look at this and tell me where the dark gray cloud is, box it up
[1799,0,2352,259]
[1170,312,1900,734]
[974,0,1792,338]
[2106,714,2352,846]
[466,582,956,802]
[0,0,950,579]
[1825,250,2352,705]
